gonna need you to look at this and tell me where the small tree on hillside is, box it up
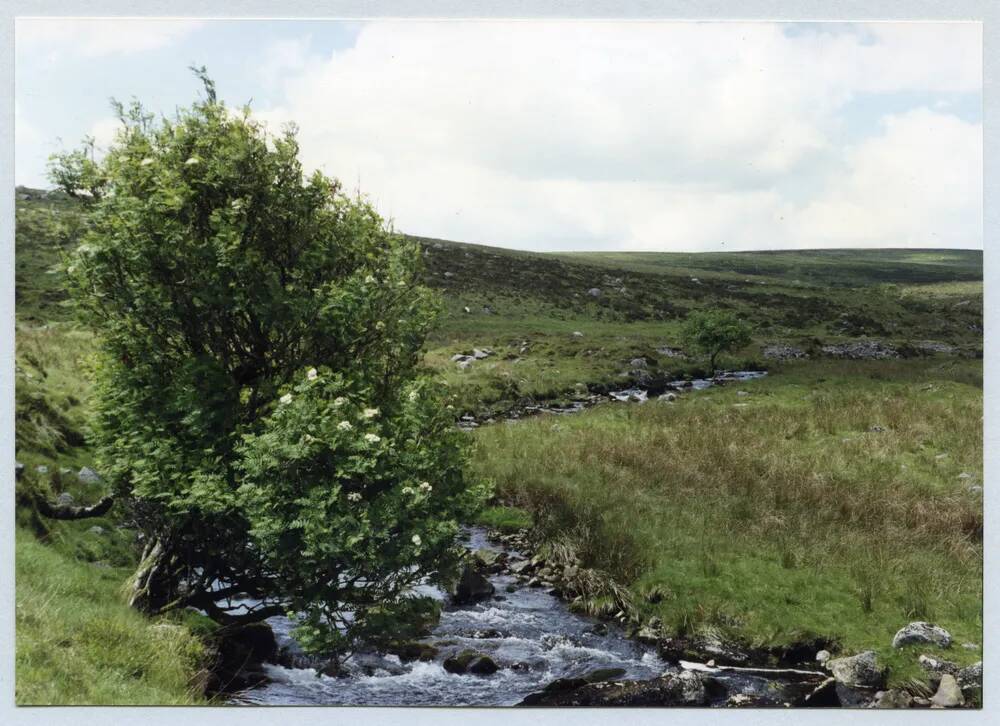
[681,309,753,372]
[50,70,486,661]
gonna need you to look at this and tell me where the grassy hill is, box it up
[14,187,984,700]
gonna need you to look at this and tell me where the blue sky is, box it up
[15,19,983,252]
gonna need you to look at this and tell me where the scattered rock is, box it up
[78,467,102,484]
[472,348,494,360]
[957,472,973,480]
[629,357,648,369]
[918,654,959,676]
[816,649,831,664]
[827,650,886,689]
[914,341,956,355]
[892,622,952,649]
[572,331,584,338]
[56,492,74,506]
[868,425,885,433]
[658,392,677,403]
[821,341,898,360]
[957,661,982,690]
[656,346,686,358]
[451,564,495,604]
[930,673,964,708]
[586,287,603,298]
[88,525,105,536]
[36,465,49,474]
[762,344,808,361]
[961,642,979,651]
[873,689,913,708]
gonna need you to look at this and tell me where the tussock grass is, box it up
[15,531,208,705]
[472,359,982,666]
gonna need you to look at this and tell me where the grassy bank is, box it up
[15,529,208,705]
[471,358,983,680]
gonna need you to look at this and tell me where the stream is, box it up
[232,370,787,707]
[233,528,667,706]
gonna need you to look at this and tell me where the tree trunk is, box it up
[127,538,179,613]
[34,493,115,520]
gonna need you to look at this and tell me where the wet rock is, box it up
[873,689,913,708]
[892,622,952,649]
[827,650,886,689]
[386,641,438,662]
[451,564,495,604]
[519,670,707,707]
[930,673,964,708]
[590,623,609,636]
[207,622,278,694]
[78,466,102,484]
[509,559,532,575]
[443,649,498,676]
[803,677,840,706]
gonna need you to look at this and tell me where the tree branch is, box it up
[34,494,114,520]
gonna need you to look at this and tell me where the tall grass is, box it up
[471,360,982,660]
[15,531,208,705]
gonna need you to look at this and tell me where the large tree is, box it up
[51,70,485,660]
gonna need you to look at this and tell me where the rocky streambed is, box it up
[457,370,768,431]
[226,525,937,708]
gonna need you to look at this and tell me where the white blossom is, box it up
[411,534,422,546]
[333,397,346,407]
[364,433,381,444]
[419,482,433,493]
[408,390,419,402]
[364,274,376,284]
[306,367,318,381]
[337,420,353,431]
[401,486,414,495]
[140,157,154,166]
[279,393,293,405]
[347,492,362,502]
[362,407,379,419]
[184,157,200,166]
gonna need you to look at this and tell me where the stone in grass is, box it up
[892,622,952,649]
[78,466,103,484]
[827,650,887,689]
[88,525,106,536]
[929,674,964,708]
[57,492,75,506]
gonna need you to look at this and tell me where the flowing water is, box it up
[233,528,667,706]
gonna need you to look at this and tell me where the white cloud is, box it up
[16,18,204,57]
[253,21,981,251]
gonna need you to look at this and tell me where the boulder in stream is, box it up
[443,649,499,676]
[451,563,495,604]
[519,670,707,707]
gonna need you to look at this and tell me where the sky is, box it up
[15,19,983,252]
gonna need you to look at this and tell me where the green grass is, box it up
[471,359,983,681]
[15,530,208,705]
[473,505,534,533]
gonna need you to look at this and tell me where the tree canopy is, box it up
[681,309,753,372]
[51,71,485,660]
